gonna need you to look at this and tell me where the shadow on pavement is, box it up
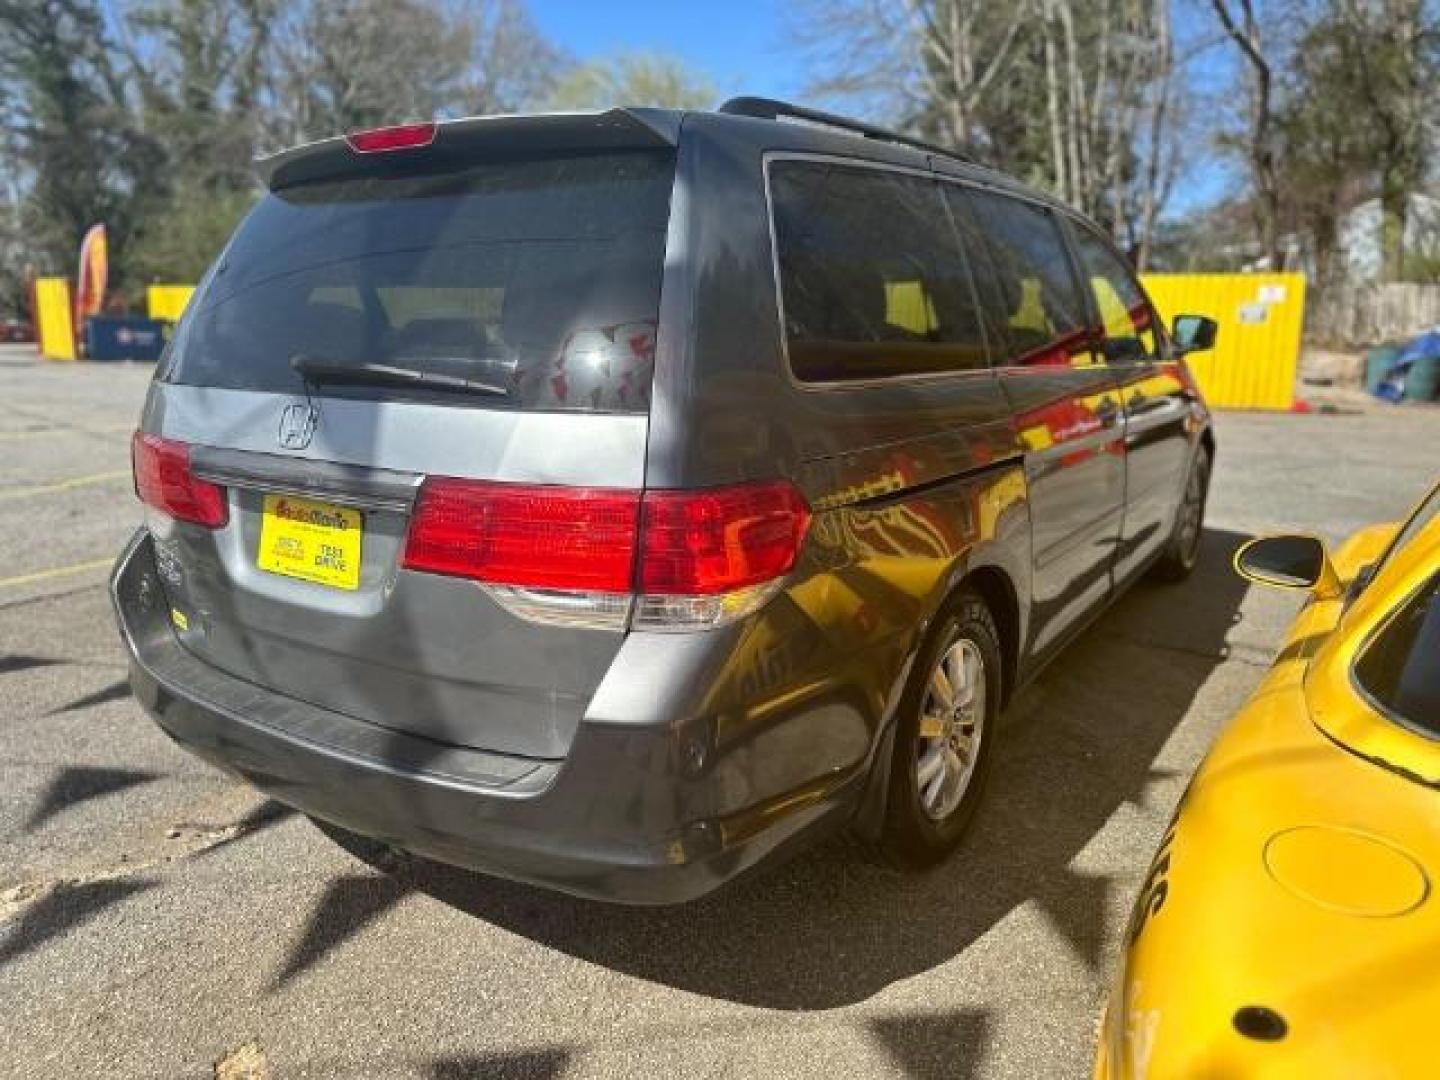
[870,1009,994,1080]
[189,799,299,863]
[47,679,132,715]
[0,654,62,676]
[272,873,411,989]
[428,1049,571,1080]
[0,879,156,967]
[25,765,160,830]
[319,528,1253,1010]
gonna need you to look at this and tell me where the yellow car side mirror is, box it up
[1234,535,1344,600]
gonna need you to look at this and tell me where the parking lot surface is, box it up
[2,342,1438,1079]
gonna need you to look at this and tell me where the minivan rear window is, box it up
[162,151,675,412]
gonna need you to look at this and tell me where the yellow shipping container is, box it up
[34,277,76,362]
[1141,272,1306,410]
[147,284,196,324]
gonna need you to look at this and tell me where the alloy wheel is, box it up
[915,637,986,821]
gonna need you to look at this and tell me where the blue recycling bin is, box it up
[85,317,168,362]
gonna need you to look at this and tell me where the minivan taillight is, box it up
[131,432,228,528]
[633,483,810,630]
[403,480,641,592]
[401,478,810,631]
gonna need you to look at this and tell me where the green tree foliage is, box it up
[1275,13,1371,287]
[0,0,581,314]
[126,186,255,284]
[546,51,718,111]
[0,0,165,281]
[1324,0,1438,281]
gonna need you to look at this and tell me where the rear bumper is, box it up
[111,529,862,903]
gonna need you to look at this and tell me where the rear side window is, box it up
[1071,227,1160,365]
[950,188,1093,368]
[163,151,675,412]
[1354,575,1440,734]
[768,161,988,381]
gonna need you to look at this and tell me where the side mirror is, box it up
[1173,314,1218,355]
[1233,535,1343,600]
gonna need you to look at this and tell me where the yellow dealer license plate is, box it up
[256,494,362,591]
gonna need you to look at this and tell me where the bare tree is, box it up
[453,0,566,116]
[792,0,1029,153]
[263,0,560,147]
[1035,0,1172,237]
[1135,0,1175,267]
[904,0,1030,147]
[1209,0,1282,268]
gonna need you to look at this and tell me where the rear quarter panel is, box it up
[633,117,1032,819]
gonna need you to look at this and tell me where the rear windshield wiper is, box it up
[290,354,510,398]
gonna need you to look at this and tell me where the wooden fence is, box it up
[1307,283,1440,345]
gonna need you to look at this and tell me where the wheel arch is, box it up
[958,563,1020,709]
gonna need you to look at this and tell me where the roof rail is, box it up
[717,96,977,166]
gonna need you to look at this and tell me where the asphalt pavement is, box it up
[2,342,1438,1079]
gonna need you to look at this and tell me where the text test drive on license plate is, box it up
[257,494,362,590]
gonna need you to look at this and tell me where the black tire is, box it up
[881,589,1002,868]
[1152,443,1211,582]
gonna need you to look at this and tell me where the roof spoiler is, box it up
[256,108,682,191]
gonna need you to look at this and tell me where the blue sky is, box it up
[530,1,1233,215]
[528,0,803,99]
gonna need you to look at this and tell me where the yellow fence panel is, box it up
[1141,272,1306,410]
[146,284,196,323]
[34,277,76,362]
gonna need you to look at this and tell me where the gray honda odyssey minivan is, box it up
[112,98,1217,903]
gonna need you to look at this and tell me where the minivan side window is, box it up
[769,161,989,382]
[1354,575,1440,733]
[1070,226,1160,366]
[952,188,1094,368]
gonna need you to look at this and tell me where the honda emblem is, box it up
[277,402,318,450]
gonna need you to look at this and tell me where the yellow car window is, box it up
[1354,574,1440,733]
[1382,486,1440,568]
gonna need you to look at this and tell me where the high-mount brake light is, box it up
[131,432,228,528]
[401,478,810,631]
[344,122,437,154]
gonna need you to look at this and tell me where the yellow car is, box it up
[1095,482,1440,1079]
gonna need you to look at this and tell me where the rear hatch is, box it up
[137,114,677,760]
